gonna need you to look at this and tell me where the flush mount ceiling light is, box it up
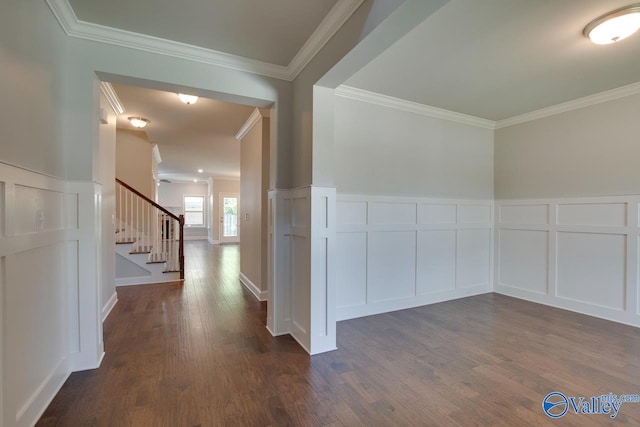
[584,3,640,44]
[178,93,199,104]
[128,117,150,128]
[197,169,203,173]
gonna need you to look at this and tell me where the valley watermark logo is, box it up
[543,392,640,419]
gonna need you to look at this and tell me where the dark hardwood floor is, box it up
[38,241,640,426]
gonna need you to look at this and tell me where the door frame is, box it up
[219,192,240,243]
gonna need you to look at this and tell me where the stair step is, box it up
[130,246,152,254]
[163,269,180,273]
[116,239,136,244]
[147,253,167,263]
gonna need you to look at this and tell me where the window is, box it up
[184,195,204,226]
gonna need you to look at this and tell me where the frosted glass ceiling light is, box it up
[584,4,640,44]
[178,93,199,104]
[128,117,150,128]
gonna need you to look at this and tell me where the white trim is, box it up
[45,0,363,81]
[101,291,118,322]
[152,144,162,165]
[287,0,365,78]
[239,272,267,301]
[184,236,208,241]
[235,108,267,140]
[98,81,125,115]
[495,81,640,129]
[335,85,496,129]
[208,237,220,245]
[115,277,182,286]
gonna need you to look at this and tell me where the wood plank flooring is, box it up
[38,241,640,426]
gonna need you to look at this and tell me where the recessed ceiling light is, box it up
[193,179,198,183]
[197,169,203,173]
[128,117,150,128]
[178,93,199,105]
[584,4,640,45]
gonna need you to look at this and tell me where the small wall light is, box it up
[128,117,150,128]
[178,94,199,104]
[584,4,640,44]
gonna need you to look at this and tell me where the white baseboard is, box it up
[208,237,220,245]
[337,285,493,321]
[101,291,118,322]
[239,272,267,301]
[115,276,182,286]
[184,236,208,241]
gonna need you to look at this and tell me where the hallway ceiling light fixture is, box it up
[193,179,198,183]
[197,169,203,173]
[128,117,150,128]
[584,3,640,44]
[178,93,199,104]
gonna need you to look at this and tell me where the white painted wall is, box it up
[157,181,209,240]
[334,95,494,198]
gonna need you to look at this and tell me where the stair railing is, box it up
[115,178,185,281]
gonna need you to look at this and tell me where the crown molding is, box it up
[335,85,496,129]
[99,81,125,115]
[288,0,365,78]
[235,108,269,140]
[495,81,640,129]
[46,0,363,81]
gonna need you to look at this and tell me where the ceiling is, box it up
[112,83,255,182]
[345,0,640,121]
[68,0,339,66]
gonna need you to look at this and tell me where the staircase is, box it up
[115,178,184,286]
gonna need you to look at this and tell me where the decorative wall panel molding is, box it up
[335,194,494,321]
[495,196,640,327]
[0,162,103,427]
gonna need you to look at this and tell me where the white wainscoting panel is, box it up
[368,231,416,302]
[495,196,640,328]
[0,162,104,427]
[459,204,491,225]
[336,201,367,226]
[499,204,549,225]
[418,204,456,225]
[556,232,626,311]
[369,202,416,225]
[498,229,548,295]
[267,186,337,355]
[558,203,627,227]
[335,232,367,308]
[336,194,493,321]
[457,229,491,288]
[416,230,456,295]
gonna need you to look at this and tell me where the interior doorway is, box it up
[219,193,240,244]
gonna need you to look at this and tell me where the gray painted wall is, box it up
[495,93,640,199]
[334,96,494,198]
